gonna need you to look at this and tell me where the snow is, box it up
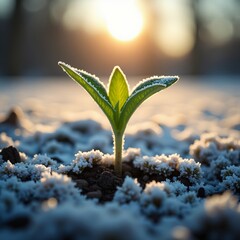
[133,154,202,184]
[0,78,239,239]
[114,176,142,204]
[71,150,103,173]
[0,133,17,149]
[182,192,240,240]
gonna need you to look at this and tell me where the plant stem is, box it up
[114,133,124,176]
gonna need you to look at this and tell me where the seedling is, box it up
[58,62,179,176]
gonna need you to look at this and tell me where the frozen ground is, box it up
[0,77,239,240]
[1,76,239,134]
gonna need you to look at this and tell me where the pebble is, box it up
[0,146,21,164]
[143,175,149,182]
[197,187,205,198]
[75,179,89,189]
[0,107,22,126]
[97,171,115,189]
[89,184,102,191]
[87,190,102,199]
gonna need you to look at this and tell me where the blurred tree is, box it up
[0,0,240,77]
[5,0,24,76]
[190,0,202,75]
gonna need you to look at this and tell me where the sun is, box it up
[98,0,144,42]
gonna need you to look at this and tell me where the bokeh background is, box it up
[0,0,240,78]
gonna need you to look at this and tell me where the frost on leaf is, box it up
[76,69,112,106]
[58,62,114,125]
[131,76,179,96]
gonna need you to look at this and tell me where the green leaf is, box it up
[113,101,120,126]
[119,76,179,132]
[58,61,116,128]
[108,66,129,110]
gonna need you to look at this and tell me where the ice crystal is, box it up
[190,133,240,166]
[114,176,142,204]
[4,202,150,240]
[59,150,103,174]
[140,181,191,220]
[101,153,114,166]
[134,154,201,184]
[1,76,239,239]
[189,133,240,194]
[154,180,188,197]
[179,191,199,206]
[178,158,202,183]
[38,171,83,203]
[221,166,240,193]
[32,154,58,168]
[0,160,51,181]
[140,181,168,219]
[182,192,240,240]
[127,76,177,103]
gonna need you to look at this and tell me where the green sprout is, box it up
[58,62,179,176]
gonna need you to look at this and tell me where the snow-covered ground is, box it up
[0,77,239,240]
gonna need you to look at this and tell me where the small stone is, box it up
[143,175,149,182]
[6,215,31,229]
[180,177,191,187]
[0,146,21,164]
[104,194,114,201]
[1,107,22,126]
[75,179,89,189]
[97,171,115,189]
[0,107,33,131]
[197,187,205,198]
[89,184,102,191]
[86,190,102,199]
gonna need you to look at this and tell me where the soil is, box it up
[69,161,203,202]
[0,146,205,202]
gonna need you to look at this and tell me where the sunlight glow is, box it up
[62,0,104,33]
[156,22,194,58]
[153,0,194,58]
[0,0,14,18]
[98,0,144,42]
